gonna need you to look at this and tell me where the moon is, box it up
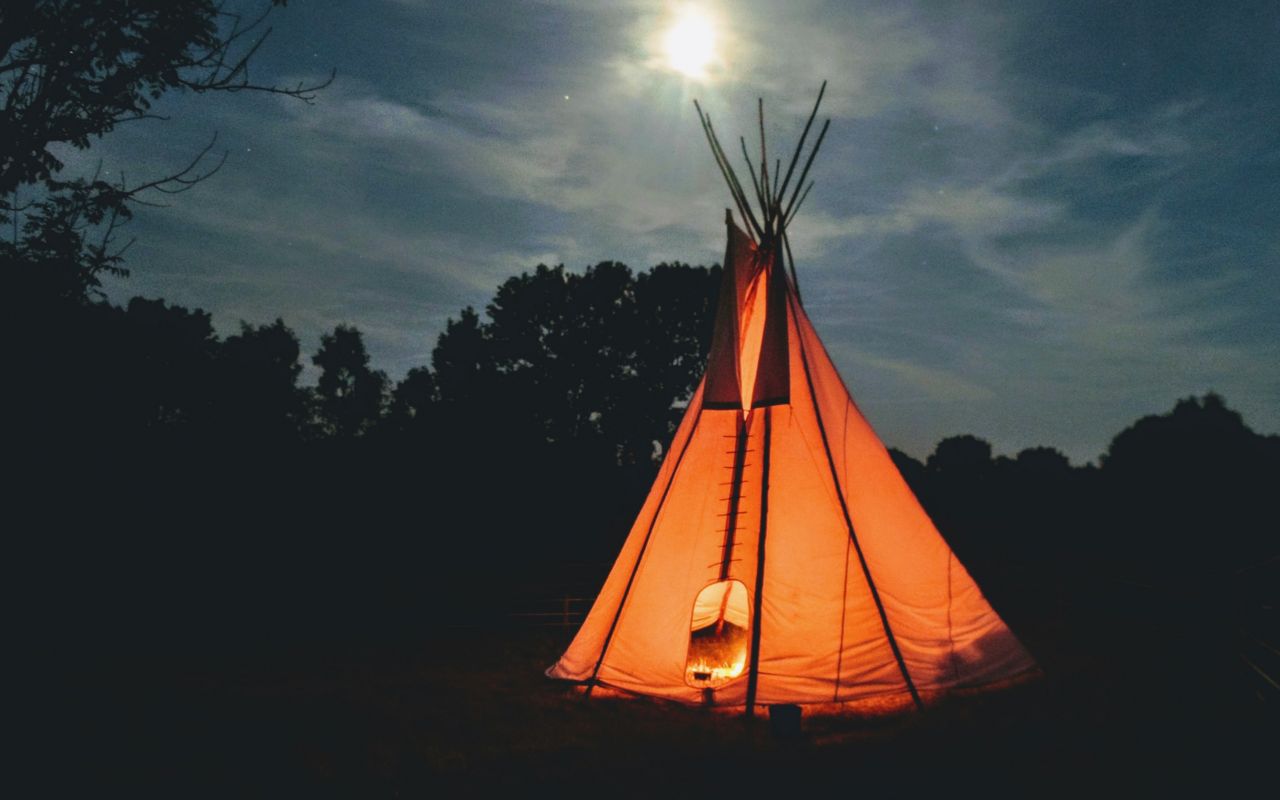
[664,9,717,79]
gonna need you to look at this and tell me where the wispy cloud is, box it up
[834,345,997,403]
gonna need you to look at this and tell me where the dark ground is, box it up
[23,570,1277,799]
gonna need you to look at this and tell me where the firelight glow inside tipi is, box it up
[547,85,1037,714]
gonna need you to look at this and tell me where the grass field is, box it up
[30,603,1275,798]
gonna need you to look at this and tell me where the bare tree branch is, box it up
[0,1,328,305]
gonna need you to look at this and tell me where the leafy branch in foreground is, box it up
[0,0,331,305]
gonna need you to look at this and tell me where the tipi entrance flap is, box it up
[690,579,750,631]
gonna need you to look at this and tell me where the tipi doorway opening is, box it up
[684,580,750,689]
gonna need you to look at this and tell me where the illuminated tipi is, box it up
[547,85,1036,714]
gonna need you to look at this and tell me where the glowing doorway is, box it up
[684,580,750,689]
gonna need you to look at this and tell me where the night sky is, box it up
[69,0,1279,464]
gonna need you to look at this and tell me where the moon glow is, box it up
[664,9,717,79]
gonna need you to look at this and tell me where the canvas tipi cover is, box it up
[547,94,1036,712]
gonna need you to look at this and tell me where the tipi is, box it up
[548,86,1036,714]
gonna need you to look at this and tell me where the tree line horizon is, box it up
[37,259,1279,476]
[21,256,1279,577]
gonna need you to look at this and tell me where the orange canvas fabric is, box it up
[703,221,790,410]
[751,237,790,407]
[547,218,1036,707]
[702,220,750,408]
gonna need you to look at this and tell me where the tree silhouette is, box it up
[1,0,330,307]
[43,296,222,439]
[431,261,718,466]
[1015,446,1072,477]
[217,318,306,443]
[386,366,437,436]
[926,434,994,477]
[313,324,388,438]
[1100,392,1278,565]
[1103,392,1259,473]
[431,307,495,412]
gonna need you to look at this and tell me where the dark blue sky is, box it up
[75,0,1279,462]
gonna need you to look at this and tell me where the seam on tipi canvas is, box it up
[589,407,705,687]
[833,535,852,701]
[947,552,960,684]
[832,400,853,701]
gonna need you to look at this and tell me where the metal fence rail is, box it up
[499,596,597,627]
